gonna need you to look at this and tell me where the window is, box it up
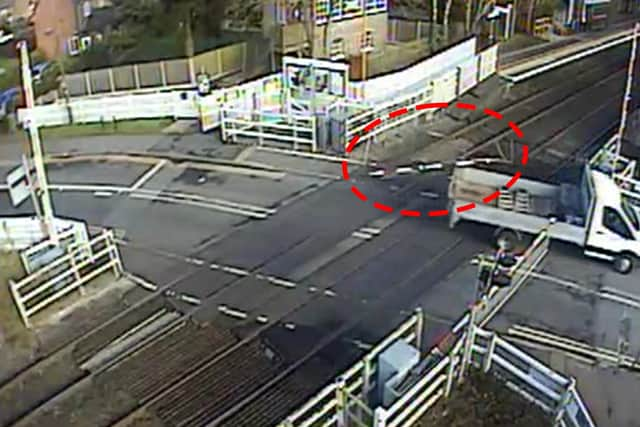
[329,37,345,60]
[603,207,634,240]
[81,36,92,51]
[365,0,387,14]
[360,29,374,52]
[67,36,80,56]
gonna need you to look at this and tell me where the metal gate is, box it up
[221,108,317,152]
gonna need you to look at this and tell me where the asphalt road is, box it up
[1,41,639,427]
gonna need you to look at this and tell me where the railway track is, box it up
[462,64,629,159]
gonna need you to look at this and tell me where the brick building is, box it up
[32,0,113,59]
[262,0,388,60]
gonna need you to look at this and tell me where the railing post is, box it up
[459,306,477,383]
[414,306,424,352]
[335,377,347,427]
[554,377,576,425]
[134,64,141,89]
[373,407,388,427]
[85,72,92,96]
[483,332,497,373]
[362,355,372,401]
[311,116,317,152]
[160,61,168,87]
[68,244,85,295]
[445,353,456,398]
[108,68,116,93]
[8,279,30,329]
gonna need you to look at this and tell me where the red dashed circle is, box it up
[343,102,528,218]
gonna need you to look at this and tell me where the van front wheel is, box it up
[613,254,634,275]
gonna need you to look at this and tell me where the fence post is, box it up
[85,72,92,96]
[445,353,456,397]
[68,245,85,296]
[414,306,424,352]
[363,355,372,401]
[188,57,196,85]
[8,279,30,329]
[217,48,224,76]
[417,20,422,40]
[483,332,497,373]
[554,377,576,425]
[221,108,228,141]
[459,306,477,383]
[108,68,116,93]
[335,377,347,427]
[373,407,388,427]
[106,230,123,278]
[160,61,168,87]
[134,64,141,89]
[311,116,317,152]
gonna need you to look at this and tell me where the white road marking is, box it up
[359,227,381,235]
[352,231,373,240]
[218,305,248,319]
[125,272,158,291]
[267,276,297,289]
[222,265,251,276]
[130,160,167,191]
[178,294,202,305]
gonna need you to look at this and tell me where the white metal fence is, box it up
[200,73,283,132]
[343,44,498,153]
[279,309,424,427]
[17,91,200,128]
[8,230,123,328]
[221,108,317,152]
[0,216,88,252]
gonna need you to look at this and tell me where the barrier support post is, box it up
[373,407,388,427]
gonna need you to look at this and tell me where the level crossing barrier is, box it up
[8,230,123,328]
